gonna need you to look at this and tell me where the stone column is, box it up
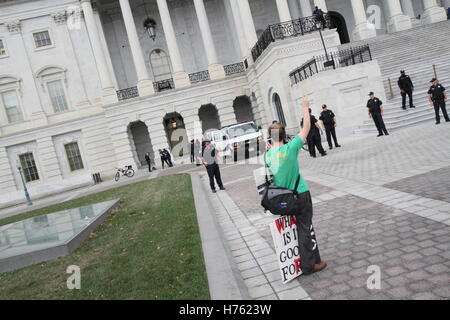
[183,112,203,142]
[401,0,416,18]
[313,0,328,12]
[386,0,412,32]
[236,0,258,52]
[93,9,119,90]
[229,0,248,59]
[156,0,190,88]
[119,0,154,96]
[421,0,447,24]
[36,137,63,182]
[108,119,139,169]
[0,147,17,192]
[193,0,225,80]
[276,0,292,22]
[299,0,313,17]
[288,0,301,19]
[80,0,118,104]
[350,0,377,40]
[216,101,237,127]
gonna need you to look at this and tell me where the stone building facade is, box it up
[0,0,448,206]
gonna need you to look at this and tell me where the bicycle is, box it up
[114,165,135,182]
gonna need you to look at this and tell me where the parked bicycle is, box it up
[114,165,135,181]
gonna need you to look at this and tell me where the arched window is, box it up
[149,49,172,81]
[272,93,286,127]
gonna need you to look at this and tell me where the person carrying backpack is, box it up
[264,97,327,275]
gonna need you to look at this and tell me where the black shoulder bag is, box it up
[261,153,301,216]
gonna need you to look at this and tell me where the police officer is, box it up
[319,104,341,150]
[398,70,415,110]
[313,6,326,29]
[301,108,327,158]
[428,78,449,124]
[367,92,389,137]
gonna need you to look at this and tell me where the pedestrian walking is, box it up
[301,108,327,157]
[264,97,326,275]
[428,78,449,125]
[144,152,152,172]
[319,104,341,150]
[199,139,225,193]
[398,70,415,109]
[367,92,389,137]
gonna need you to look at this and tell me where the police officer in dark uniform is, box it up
[301,108,327,157]
[428,78,449,124]
[319,104,341,150]
[398,70,415,110]
[313,6,326,29]
[367,92,389,137]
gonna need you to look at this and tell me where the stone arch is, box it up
[328,11,350,44]
[163,112,188,157]
[233,95,255,123]
[198,104,221,133]
[127,120,154,168]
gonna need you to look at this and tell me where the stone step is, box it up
[354,115,436,135]
[361,107,434,125]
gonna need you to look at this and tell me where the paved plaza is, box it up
[2,122,449,300]
[198,122,450,300]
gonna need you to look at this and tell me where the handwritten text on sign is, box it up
[270,216,302,283]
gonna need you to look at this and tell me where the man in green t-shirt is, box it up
[265,97,327,275]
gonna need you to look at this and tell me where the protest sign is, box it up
[270,216,302,283]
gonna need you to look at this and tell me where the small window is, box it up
[33,31,52,48]
[19,152,40,182]
[1,90,23,123]
[0,39,6,56]
[47,80,68,112]
[65,142,84,171]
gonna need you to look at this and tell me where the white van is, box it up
[205,122,264,160]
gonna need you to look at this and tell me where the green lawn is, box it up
[0,174,210,300]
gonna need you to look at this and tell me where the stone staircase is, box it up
[338,19,450,134]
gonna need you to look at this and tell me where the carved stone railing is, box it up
[153,78,175,92]
[188,70,211,84]
[224,62,246,76]
[116,86,139,101]
[251,14,331,62]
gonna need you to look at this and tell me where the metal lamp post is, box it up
[316,20,329,60]
[16,159,32,206]
[316,20,335,68]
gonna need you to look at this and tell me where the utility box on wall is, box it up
[291,60,387,136]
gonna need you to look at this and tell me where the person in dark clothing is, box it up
[301,108,327,157]
[428,78,449,124]
[159,149,172,169]
[367,92,389,137]
[190,139,195,163]
[398,70,415,110]
[144,152,152,172]
[199,139,225,193]
[319,104,341,150]
[163,149,173,167]
[313,6,326,29]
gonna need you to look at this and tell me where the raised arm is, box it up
[299,98,311,142]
